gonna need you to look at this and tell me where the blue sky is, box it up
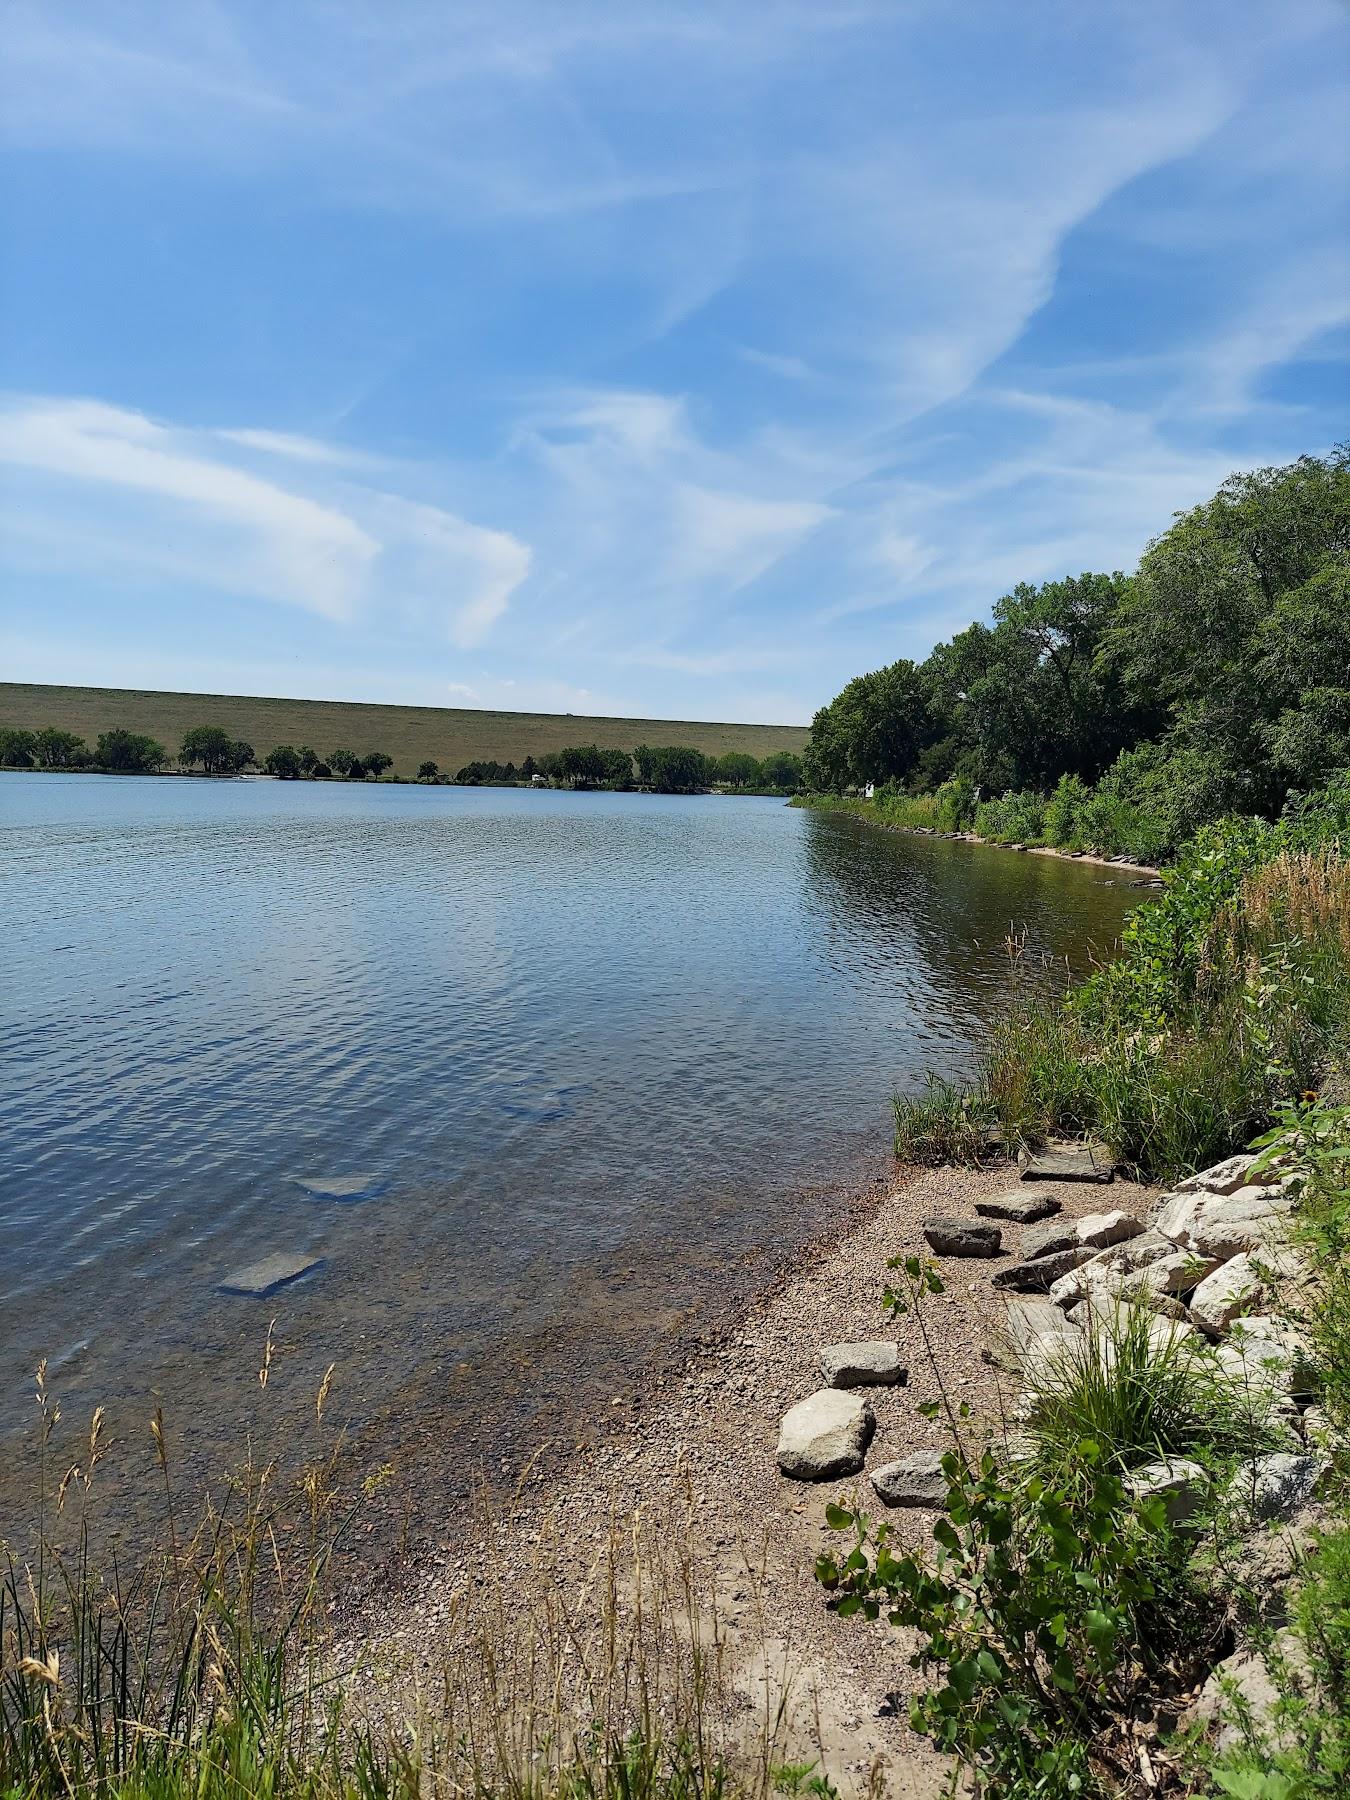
[1,2,1347,725]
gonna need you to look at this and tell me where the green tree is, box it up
[715,751,762,788]
[33,727,87,769]
[297,746,320,775]
[0,726,37,767]
[264,745,303,779]
[96,729,166,772]
[759,750,804,791]
[364,751,392,778]
[599,747,634,787]
[328,748,356,776]
[180,725,234,774]
[556,744,606,787]
[638,745,711,793]
[417,760,439,781]
[521,755,537,779]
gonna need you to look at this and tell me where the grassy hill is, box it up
[0,683,809,779]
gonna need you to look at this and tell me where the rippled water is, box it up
[1,775,1137,1540]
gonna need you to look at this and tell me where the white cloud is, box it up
[0,396,531,644]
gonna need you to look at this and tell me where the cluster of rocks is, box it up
[774,1339,952,1505]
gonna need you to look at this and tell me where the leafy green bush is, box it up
[973,788,1048,844]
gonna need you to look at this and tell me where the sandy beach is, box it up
[343,1156,1161,1797]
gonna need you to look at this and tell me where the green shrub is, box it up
[974,788,1048,844]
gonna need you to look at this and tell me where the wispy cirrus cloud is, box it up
[0,397,530,647]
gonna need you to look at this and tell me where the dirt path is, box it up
[342,1158,1160,1796]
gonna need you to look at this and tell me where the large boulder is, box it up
[975,1189,1061,1224]
[991,1244,1094,1293]
[923,1217,1002,1258]
[1020,1219,1081,1260]
[1021,1146,1114,1184]
[1175,1153,1259,1197]
[776,1390,875,1480]
[820,1341,906,1389]
[1190,1253,1264,1334]
[1117,1247,1224,1304]
[871,1449,950,1508]
[987,1296,1082,1371]
[1235,1453,1326,1522]
[1075,1210,1146,1250]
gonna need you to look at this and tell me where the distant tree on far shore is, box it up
[0,727,37,766]
[329,748,357,776]
[760,750,804,791]
[181,726,252,774]
[417,760,439,781]
[34,727,87,769]
[716,751,762,789]
[264,745,303,779]
[297,746,320,775]
[364,751,392,778]
[635,744,712,793]
[97,728,166,773]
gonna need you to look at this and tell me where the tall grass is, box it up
[893,801,1350,1181]
[0,1360,795,1800]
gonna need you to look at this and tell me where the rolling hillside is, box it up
[0,683,810,778]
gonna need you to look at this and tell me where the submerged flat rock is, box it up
[220,1252,323,1297]
[292,1173,387,1201]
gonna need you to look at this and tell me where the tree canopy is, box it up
[804,449,1350,850]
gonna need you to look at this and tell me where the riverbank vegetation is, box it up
[802,450,1348,865]
[894,771,1350,1182]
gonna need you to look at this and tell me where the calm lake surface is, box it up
[2,776,1138,1542]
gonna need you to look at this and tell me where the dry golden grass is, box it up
[0,683,809,781]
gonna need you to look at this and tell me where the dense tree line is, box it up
[1,722,806,794]
[0,724,397,781]
[804,449,1350,857]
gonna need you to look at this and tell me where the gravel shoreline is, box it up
[344,1157,1159,1797]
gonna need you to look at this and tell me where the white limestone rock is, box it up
[1190,1253,1264,1334]
[1075,1209,1146,1250]
[776,1390,875,1481]
[1176,1154,1258,1196]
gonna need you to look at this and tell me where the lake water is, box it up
[1,775,1138,1549]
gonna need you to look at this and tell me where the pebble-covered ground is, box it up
[344,1159,1159,1799]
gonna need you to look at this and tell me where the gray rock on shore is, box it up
[991,1244,1094,1292]
[820,1341,906,1389]
[1125,1458,1207,1526]
[974,1189,1061,1224]
[1020,1219,1081,1260]
[871,1449,950,1508]
[1075,1209,1146,1249]
[1237,1453,1325,1522]
[923,1217,1002,1257]
[1021,1146,1114,1184]
[776,1389,875,1480]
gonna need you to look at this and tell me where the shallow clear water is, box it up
[1,776,1137,1533]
